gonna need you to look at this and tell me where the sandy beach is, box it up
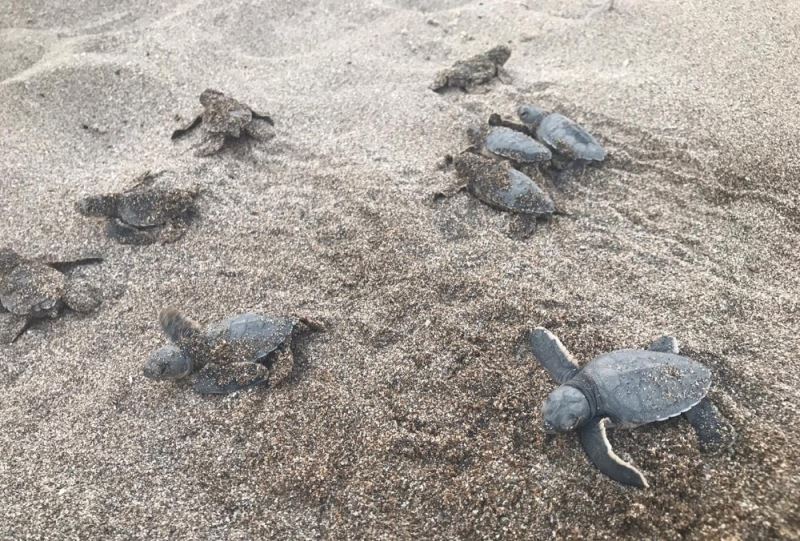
[1,0,798,538]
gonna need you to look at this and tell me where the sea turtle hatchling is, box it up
[171,88,275,156]
[143,309,322,395]
[0,248,102,343]
[468,125,552,165]
[431,45,512,93]
[75,171,199,245]
[447,151,556,236]
[529,328,734,487]
[517,105,606,168]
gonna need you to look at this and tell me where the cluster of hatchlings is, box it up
[1,90,279,340]
[446,104,606,232]
[1,48,736,489]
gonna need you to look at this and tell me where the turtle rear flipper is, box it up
[684,397,736,454]
[0,313,28,343]
[171,113,203,139]
[45,256,103,273]
[193,362,269,395]
[579,417,649,488]
[529,327,580,384]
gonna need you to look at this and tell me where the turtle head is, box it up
[143,345,193,381]
[75,194,118,217]
[199,88,225,107]
[517,105,547,130]
[486,45,511,66]
[542,386,591,433]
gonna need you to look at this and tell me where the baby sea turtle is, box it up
[517,105,606,168]
[448,151,555,236]
[431,45,512,93]
[469,125,552,165]
[143,308,322,395]
[76,171,199,245]
[171,88,275,156]
[0,248,102,343]
[530,328,734,488]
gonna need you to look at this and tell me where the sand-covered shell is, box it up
[454,153,554,216]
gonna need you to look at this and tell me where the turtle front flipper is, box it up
[684,397,736,454]
[171,113,203,139]
[193,362,269,395]
[250,110,274,125]
[529,327,580,384]
[579,417,649,488]
[45,256,103,272]
[647,335,679,354]
[159,308,202,347]
[0,312,29,343]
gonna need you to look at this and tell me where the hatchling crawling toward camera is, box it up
[530,328,735,488]
[143,308,323,395]
[171,88,275,156]
[0,248,102,343]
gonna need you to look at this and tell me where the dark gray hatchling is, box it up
[530,327,735,488]
[468,124,552,166]
[431,45,512,93]
[517,105,606,169]
[76,171,199,245]
[143,309,321,395]
[0,248,102,343]
[171,88,275,156]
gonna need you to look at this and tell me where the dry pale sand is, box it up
[1,0,799,539]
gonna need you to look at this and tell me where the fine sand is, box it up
[1,0,799,538]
